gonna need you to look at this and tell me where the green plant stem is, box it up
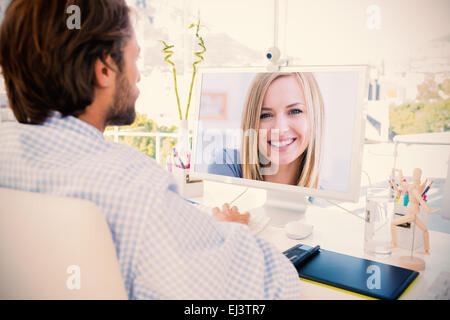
[185,70,197,120]
[185,20,206,120]
[160,41,182,120]
[171,67,182,120]
[160,20,206,121]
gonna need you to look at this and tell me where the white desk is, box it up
[192,181,450,300]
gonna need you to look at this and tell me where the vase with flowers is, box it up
[160,20,206,196]
[160,19,206,171]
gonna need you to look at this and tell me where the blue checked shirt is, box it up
[0,112,301,299]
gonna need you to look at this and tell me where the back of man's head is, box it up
[0,0,132,125]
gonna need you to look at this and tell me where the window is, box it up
[284,0,450,137]
[109,0,277,165]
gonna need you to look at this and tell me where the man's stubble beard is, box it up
[105,71,138,127]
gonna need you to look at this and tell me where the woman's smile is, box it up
[268,137,298,151]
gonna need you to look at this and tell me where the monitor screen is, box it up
[190,66,367,202]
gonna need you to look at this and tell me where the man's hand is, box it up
[212,203,250,225]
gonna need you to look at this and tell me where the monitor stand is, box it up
[250,189,310,228]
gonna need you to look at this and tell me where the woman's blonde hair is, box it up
[240,72,324,188]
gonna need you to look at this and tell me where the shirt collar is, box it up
[43,111,105,141]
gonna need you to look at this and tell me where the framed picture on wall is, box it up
[199,92,227,120]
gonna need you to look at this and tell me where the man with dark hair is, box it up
[0,0,301,299]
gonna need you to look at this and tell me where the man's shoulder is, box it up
[0,118,175,194]
[93,141,173,185]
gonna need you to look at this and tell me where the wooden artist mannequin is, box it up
[390,168,439,255]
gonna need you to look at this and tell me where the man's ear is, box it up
[94,55,116,88]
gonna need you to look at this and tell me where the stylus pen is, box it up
[308,245,321,257]
[292,245,321,267]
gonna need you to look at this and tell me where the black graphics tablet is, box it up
[284,244,419,300]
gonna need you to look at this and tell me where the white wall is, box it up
[199,72,255,131]
[314,71,359,192]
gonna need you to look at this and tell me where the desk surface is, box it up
[192,181,450,300]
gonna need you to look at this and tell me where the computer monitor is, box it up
[190,65,368,226]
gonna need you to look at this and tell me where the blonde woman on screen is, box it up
[241,72,324,187]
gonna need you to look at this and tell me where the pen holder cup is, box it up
[172,167,204,198]
[393,204,426,251]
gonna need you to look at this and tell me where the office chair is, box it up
[0,188,127,300]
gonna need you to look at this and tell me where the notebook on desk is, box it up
[283,244,419,300]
